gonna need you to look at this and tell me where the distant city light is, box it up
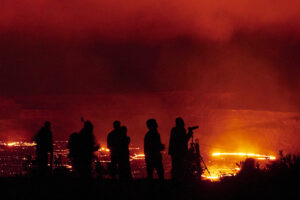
[99,147,110,152]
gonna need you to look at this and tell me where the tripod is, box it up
[190,135,211,177]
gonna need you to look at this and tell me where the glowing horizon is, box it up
[212,152,276,160]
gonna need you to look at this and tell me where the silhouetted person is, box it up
[68,132,80,173]
[168,117,193,180]
[119,126,132,180]
[33,121,53,175]
[107,120,122,179]
[77,120,99,177]
[107,121,132,180]
[144,119,164,180]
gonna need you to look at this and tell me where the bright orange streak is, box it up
[201,175,219,181]
[5,142,36,147]
[131,154,145,160]
[7,142,17,146]
[212,152,276,160]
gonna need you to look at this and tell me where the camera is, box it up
[188,126,199,131]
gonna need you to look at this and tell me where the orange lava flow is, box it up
[5,141,36,147]
[212,152,276,160]
[202,152,277,181]
[130,154,145,160]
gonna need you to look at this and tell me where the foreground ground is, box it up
[0,176,298,200]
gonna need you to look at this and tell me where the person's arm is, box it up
[186,128,193,142]
[33,129,40,143]
[127,136,130,145]
[168,129,174,155]
[49,131,54,172]
[144,134,151,156]
[107,133,111,150]
[50,132,54,153]
[158,134,165,151]
[144,135,147,155]
[92,135,99,151]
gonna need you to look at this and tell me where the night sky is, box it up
[0,1,300,153]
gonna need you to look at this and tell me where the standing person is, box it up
[77,120,99,178]
[144,119,165,180]
[168,117,193,180]
[33,121,53,175]
[107,121,132,180]
[119,126,132,180]
[67,132,80,174]
[107,120,122,179]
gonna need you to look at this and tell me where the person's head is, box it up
[175,117,185,127]
[44,121,51,129]
[70,132,78,138]
[120,126,127,134]
[84,120,93,132]
[146,119,158,130]
[113,120,121,129]
[195,138,199,144]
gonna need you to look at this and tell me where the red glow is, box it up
[0,1,299,156]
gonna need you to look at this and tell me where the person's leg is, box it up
[171,156,179,180]
[37,151,48,175]
[110,155,117,179]
[172,155,186,180]
[85,157,92,177]
[73,157,80,175]
[155,155,164,180]
[125,158,132,180]
[181,156,192,180]
[178,157,186,180]
[118,152,132,180]
[118,158,126,180]
[78,157,91,178]
[122,153,132,180]
[146,157,154,179]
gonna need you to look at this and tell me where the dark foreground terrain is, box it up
[0,176,298,200]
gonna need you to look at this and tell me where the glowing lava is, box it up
[4,142,36,147]
[131,154,145,160]
[202,152,277,181]
[212,152,276,160]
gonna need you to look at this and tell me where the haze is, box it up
[0,0,300,154]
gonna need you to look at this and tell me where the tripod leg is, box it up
[200,156,211,177]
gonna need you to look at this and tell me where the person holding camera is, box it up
[168,117,194,181]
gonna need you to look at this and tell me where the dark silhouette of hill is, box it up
[0,175,298,200]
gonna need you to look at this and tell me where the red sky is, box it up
[0,1,300,153]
